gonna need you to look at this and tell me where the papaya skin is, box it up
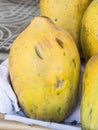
[40,0,92,57]
[81,0,98,61]
[9,16,80,122]
[81,54,98,129]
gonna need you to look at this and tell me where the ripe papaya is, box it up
[81,54,98,129]
[40,0,92,57]
[9,16,80,122]
[81,0,98,60]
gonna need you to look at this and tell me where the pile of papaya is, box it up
[8,0,98,129]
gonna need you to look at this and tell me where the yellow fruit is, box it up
[81,0,98,61]
[81,54,98,129]
[9,16,80,122]
[40,0,92,57]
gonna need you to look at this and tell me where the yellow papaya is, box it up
[81,54,98,129]
[40,0,92,57]
[9,16,80,122]
[81,0,98,60]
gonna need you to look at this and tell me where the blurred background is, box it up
[0,0,40,63]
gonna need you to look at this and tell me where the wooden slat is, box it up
[0,114,51,130]
[0,113,4,119]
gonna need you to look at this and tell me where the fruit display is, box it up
[40,0,92,57]
[6,0,98,129]
[81,54,98,130]
[8,16,80,122]
[81,0,98,61]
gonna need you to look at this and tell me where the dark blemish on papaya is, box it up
[35,46,43,60]
[35,106,38,109]
[89,108,92,115]
[30,106,38,115]
[57,67,61,71]
[54,18,58,22]
[57,92,60,95]
[63,52,66,56]
[30,109,34,113]
[82,24,89,36]
[56,38,64,48]
[57,107,61,114]
[72,59,76,68]
[14,46,18,50]
[46,0,48,3]
[84,70,88,79]
[82,25,86,33]
[55,78,65,89]
[38,73,41,77]
[87,102,90,107]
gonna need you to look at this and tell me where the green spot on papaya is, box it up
[84,70,88,79]
[57,107,61,114]
[89,108,92,115]
[72,59,76,68]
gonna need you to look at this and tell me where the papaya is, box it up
[81,0,98,61]
[81,54,98,130]
[9,16,80,122]
[40,0,92,57]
